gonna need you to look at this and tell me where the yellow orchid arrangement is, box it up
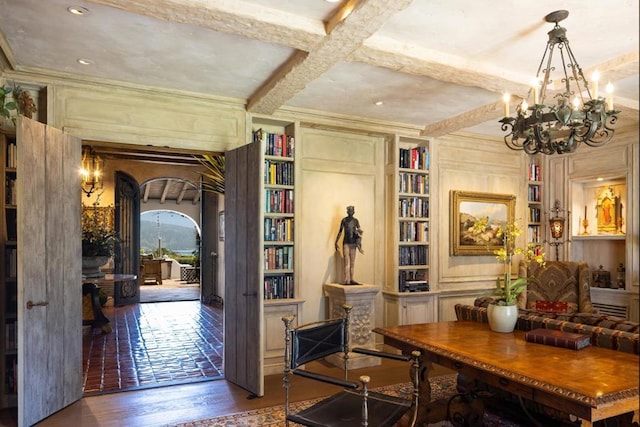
[472,217,545,305]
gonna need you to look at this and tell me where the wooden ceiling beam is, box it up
[421,101,504,138]
[159,179,171,204]
[247,0,413,114]
[177,181,190,205]
[142,182,151,203]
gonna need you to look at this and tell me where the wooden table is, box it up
[374,321,639,427]
[83,273,138,307]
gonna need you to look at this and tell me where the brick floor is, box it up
[82,301,224,395]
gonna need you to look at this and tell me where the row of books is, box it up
[399,146,429,170]
[264,274,294,300]
[528,184,541,202]
[399,245,428,266]
[528,225,541,243]
[398,172,428,194]
[528,206,541,223]
[399,221,429,242]
[5,321,16,351]
[264,160,294,186]
[254,129,295,158]
[264,218,294,242]
[528,162,541,182]
[399,270,429,292]
[399,197,429,218]
[264,189,294,214]
[264,246,293,270]
[5,143,16,169]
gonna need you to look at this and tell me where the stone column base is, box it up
[323,283,381,369]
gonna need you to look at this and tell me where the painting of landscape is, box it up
[450,191,515,255]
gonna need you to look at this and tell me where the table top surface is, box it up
[82,273,137,284]
[374,321,639,404]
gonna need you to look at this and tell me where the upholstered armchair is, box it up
[517,260,596,314]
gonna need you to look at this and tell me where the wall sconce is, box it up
[547,199,566,261]
[80,146,103,197]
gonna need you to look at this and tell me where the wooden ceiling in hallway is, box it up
[88,142,215,205]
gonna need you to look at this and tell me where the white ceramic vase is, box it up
[487,304,518,333]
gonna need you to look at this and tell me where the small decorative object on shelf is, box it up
[597,186,620,234]
[592,265,611,288]
[615,263,625,289]
[581,205,590,235]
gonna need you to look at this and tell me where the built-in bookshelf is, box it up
[382,135,437,327]
[396,142,430,293]
[225,116,304,377]
[254,127,296,300]
[0,130,17,408]
[527,157,543,254]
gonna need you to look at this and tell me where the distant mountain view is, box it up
[140,220,197,255]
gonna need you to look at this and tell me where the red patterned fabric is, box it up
[534,301,568,313]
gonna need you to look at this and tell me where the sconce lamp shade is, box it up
[80,146,103,197]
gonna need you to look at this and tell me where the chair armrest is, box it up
[292,369,359,389]
[352,347,411,362]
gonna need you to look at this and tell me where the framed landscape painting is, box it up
[450,190,515,256]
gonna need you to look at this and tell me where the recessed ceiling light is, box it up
[67,6,90,16]
[77,58,94,65]
[597,177,604,181]
[325,0,340,3]
[374,101,383,106]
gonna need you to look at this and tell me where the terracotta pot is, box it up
[487,304,518,333]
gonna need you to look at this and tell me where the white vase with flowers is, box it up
[472,218,545,332]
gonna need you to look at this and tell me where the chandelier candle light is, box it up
[500,10,619,155]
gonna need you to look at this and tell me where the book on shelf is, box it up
[399,146,429,170]
[528,162,541,181]
[6,143,17,169]
[524,328,591,350]
[254,128,295,158]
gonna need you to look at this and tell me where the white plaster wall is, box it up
[297,126,385,325]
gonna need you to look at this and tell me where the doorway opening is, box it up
[139,209,201,303]
[82,146,225,395]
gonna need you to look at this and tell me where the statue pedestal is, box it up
[323,283,381,369]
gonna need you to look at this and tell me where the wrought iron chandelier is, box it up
[80,146,104,197]
[500,10,619,155]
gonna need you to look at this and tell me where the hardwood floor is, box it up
[30,358,453,427]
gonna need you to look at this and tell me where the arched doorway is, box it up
[139,209,201,302]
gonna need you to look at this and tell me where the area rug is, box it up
[174,374,527,427]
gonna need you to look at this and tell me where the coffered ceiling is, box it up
[0,0,638,139]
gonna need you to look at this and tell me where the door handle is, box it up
[26,300,49,310]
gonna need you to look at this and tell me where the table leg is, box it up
[414,354,484,427]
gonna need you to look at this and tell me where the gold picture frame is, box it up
[450,190,516,256]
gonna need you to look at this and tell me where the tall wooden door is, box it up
[224,145,263,396]
[200,187,218,303]
[17,117,82,426]
[114,171,140,306]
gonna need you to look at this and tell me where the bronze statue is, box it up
[335,205,363,285]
